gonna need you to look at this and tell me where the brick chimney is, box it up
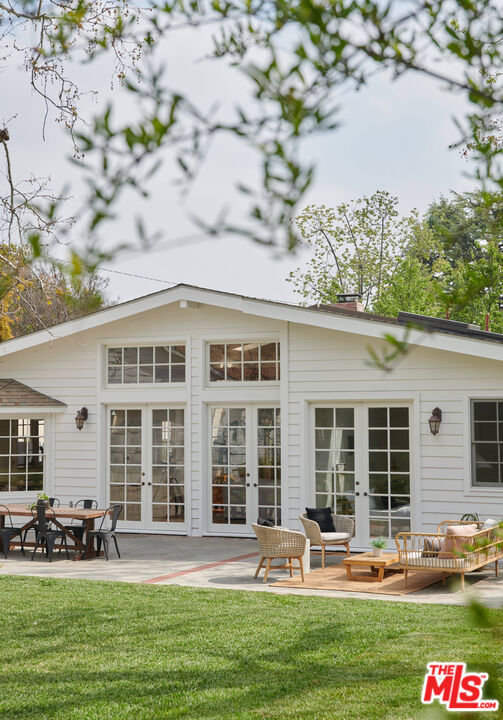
[332,293,364,312]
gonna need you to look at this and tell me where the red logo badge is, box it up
[422,663,498,712]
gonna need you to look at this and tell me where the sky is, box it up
[3,22,474,306]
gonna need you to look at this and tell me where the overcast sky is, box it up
[4,25,473,305]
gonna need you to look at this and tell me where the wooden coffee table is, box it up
[343,552,404,583]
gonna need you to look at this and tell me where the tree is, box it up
[10,266,108,338]
[373,209,448,318]
[372,257,444,319]
[426,195,483,266]
[425,192,503,267]
[416,192,503,332]
[2,0,503,266]
[0,126,79,335]
[288,193,419,307]
[291,189,503,333]
[0,245,108,340]
[2,0,503,348]
[439,237,503,333]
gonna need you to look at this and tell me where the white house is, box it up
[0,283,502,550]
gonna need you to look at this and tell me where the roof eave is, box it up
[0,283,502,364]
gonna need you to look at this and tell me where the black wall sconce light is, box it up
[75,407,88,431]
[428,407,442,436]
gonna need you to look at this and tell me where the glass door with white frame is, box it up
[313,404,412,548]
[367,406,411,541]
[150,408,186,528]
[108,406,186,531]
[209,405,281,534]
[314,407,359,542]
[210,407,248,531]
[256,407,281,526]
[109,408,145,528]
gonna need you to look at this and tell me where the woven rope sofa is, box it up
[395,520,503,591]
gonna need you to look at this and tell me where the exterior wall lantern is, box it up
[428,407,442,436]
[75,407,88,431]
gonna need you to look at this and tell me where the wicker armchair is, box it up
[252,523,306,583]
[300,513,354,567]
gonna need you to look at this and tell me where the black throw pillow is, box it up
[305,507,335,532]
[257,517,275,527]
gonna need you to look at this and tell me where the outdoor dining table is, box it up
[0,504,111,560]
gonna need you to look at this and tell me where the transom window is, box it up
[208,342,280,382]
[107,345,185,384]
[0,418,44,493]
[471,400,503,486]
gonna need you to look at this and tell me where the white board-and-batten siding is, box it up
[0,298,502,536]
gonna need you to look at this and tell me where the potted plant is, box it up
[461,512,479,522]
[370,537,387,557]
[36,492,50,508]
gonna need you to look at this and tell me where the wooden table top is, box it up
[343,552,399,568]
[0,504,109,520]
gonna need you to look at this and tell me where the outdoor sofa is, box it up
[395,519,503,591]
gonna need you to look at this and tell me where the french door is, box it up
[208,405,281,534]
[312,404,412,547]
[108,405,186,531]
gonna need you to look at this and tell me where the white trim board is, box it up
[0,406,66,414]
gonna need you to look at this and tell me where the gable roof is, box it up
[0,283,503,363]
[0,379,66,408]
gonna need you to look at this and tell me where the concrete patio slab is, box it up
[1,534,501,607]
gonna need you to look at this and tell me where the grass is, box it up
[0,576,501,720]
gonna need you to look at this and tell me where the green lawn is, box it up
[1,576,501,720]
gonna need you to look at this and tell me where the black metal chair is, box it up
[85,505,122,560]
[23,496,60,543]
[30,506,69,562]
[0,504,25,558]
[62,499,98,544]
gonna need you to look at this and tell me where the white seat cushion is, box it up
[401,551,423,562]
[320,532,351,542]
[402,552,470,569]
[482,518,498,529]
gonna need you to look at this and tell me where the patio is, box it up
[1,533,502,607]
